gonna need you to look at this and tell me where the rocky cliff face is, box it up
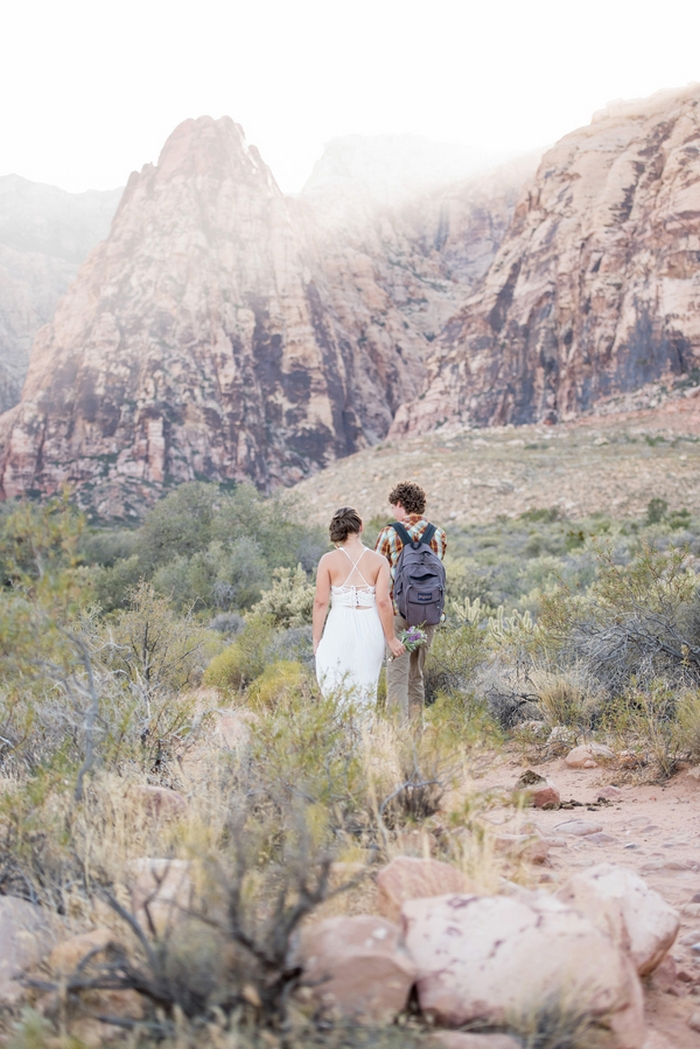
[0,176,121,413]
[391,85,700,437]
[0,119,528,515]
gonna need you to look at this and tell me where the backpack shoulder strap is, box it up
[420,523,436,547]
[391,521,413,547]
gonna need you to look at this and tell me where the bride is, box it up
[313,506,405,707]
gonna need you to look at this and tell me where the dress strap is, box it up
[339,546,372,588]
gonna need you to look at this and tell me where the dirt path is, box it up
[463,757,700,1047]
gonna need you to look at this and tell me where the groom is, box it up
[375,481,447,723]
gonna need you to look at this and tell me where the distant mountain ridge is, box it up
[3,86,699,518]
[0,121,530,516]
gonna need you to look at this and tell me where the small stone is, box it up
[688,1010,700,1031]
[650,954,676,991]
[553,820,603,837]
[532,784,561,809]
[565,742,615,768]
[49,928,116,975]
[587,833,618,845]
[597,785,623,801]
[293,915,416,1023]
[678,930,700,944]
[565,745,598,769]
[542,835,570,847]
[514,771,561,808]
[493,833,550,865]
[686,766,700,781]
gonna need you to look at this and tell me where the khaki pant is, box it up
[385,615,436,724]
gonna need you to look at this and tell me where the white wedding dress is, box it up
[315,547,385,708]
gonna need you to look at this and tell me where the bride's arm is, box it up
[376,559,405,659]
[313,555,332,655]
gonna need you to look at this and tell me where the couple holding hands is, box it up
[312,481,446,723]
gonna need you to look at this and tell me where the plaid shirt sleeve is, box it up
[431,525,447,560]
[375,525,401,571]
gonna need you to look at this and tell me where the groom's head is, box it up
[388,481,426,517]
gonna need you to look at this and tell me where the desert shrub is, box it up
[542,542,700,698]
[530,667,600,729]
[675,689,700,761]
[138,482,218,573]
[601,681,680,779]
[424,688,503,749]
[107,581,220,694]
[209,611,245,635]
[248,659,306,709]
[424,598,489,701]
[252,564,315,627]
[78,525,139,566]
[90,553,143,612]
[203,614,277,691]
[645,497,668,526]
[264,624,314,666]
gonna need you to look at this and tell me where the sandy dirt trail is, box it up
[461,757,700,1047]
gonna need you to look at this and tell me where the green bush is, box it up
[248,660,306,709]
[203,614,276,691]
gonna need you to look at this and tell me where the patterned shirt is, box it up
[375,514,447,612]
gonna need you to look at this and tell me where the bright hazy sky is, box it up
[3,0,699,194]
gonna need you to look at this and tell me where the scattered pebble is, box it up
[553,820,603,837]
[597,785,623,801]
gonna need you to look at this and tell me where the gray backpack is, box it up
[391,522,446,626]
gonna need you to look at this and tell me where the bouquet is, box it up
[399,626,429,652]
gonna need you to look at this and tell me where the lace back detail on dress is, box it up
[333,547,375,608]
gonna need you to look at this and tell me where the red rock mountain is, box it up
[391,85,700,437]
[0,118,525,514]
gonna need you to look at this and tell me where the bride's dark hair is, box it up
[329,506,362,544]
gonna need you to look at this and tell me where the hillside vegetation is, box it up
[2,478,700,1045]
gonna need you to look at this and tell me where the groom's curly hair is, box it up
[388,481,426,515]
[329,506,363,544]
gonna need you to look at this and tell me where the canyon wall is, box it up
[391,85,700,437]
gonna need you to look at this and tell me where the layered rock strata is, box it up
[391,85,700,436]
[0,119,527,513]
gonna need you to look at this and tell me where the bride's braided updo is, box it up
[329,506,362,544]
